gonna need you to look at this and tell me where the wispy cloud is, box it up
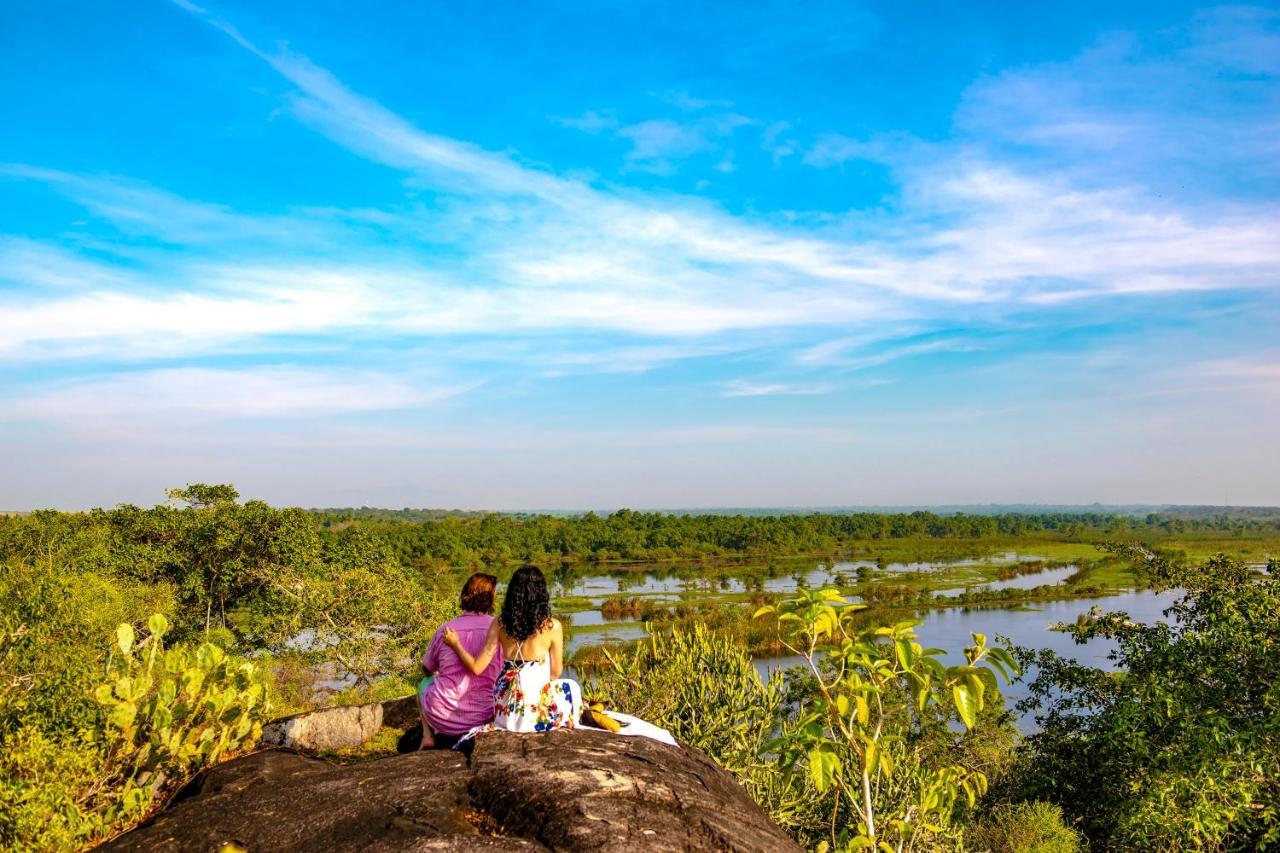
[955,8,1280,190]
[0,1,1275,445]
[557,102,752,173]
[2,1,1268,377]
[720,379,834,397]
[796,337,981,370]
[552,110,619,133]
[7,367,470,421]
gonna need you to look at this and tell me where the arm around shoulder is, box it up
[448,618,501,676]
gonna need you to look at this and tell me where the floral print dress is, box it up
[492,650,582,733]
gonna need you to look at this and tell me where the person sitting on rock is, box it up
[445,565,582,734]
[419,572,503,749]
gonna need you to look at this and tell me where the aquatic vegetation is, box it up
[599,596,656,618]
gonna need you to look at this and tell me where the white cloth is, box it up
[598,710,679,746]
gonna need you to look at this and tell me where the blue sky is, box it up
[1,1,1277,509]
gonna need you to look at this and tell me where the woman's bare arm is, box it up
[444,620,501,676]
[548,619,564,679]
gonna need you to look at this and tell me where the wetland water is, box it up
[556,552,1102,656]
[550,552,1178,729]
[753,589,1181,731]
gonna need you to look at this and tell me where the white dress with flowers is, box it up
[491,650,582,733]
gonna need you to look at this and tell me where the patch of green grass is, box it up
[319,726,404,762]
[552,594,594,611]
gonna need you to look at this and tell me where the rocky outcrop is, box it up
[101,727,799,852]
[258,702,383,752]
[258,696,421,752]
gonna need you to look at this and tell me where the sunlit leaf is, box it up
[953,683,978,729]
[116,623,135,656]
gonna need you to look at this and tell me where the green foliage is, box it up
[0,726,106,851]
[5,487,1276,850]
[258,527,456,689]
[0,555,177,738]
[585,594,1022,851]
[312,504,1280,567]
[756,587,1019,852]
[94,614,270,821]
[967,801,1083,853]
[165,483,241,509]
[583,624,798,818]
[0,486,457,703]
[0,615,270,851]
[1014,550,1280,849]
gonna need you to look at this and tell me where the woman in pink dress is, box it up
[419,573,503,749]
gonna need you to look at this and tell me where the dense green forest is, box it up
[311,503,1280,566]
[2,485,1277,850]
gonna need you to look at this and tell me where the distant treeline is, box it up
[311,503,1280,521]
[313,505,1280,565]
[6,487,1278,578]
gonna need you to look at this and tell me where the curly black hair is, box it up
[500,566,554,642]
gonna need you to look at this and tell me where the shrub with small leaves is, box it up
[967,801,1082,853]
[0,726,107,851]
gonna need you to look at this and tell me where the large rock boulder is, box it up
[102,728,798,852]
[258,696,421,752]
[258,702,384,752]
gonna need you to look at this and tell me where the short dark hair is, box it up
[459,573,497,614]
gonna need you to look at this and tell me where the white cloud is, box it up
[796,337,979,370]
[0,236,131,291]
[1,2,1274,375]
[0,267,376,360]
[804,133,892,168]
[618,119,716,162]
[720,380,833,397]
[7,367,467,421]
[1194,358,1280,383]
[955,10,1280,189]
[761,121,797,163]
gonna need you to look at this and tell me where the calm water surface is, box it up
[754,588,1182,731]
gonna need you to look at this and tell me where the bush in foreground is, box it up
[0,615,270,851]
[967,801,1082,852]
[1014,551,1280,849]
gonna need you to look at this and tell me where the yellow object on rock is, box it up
[584,701,622,732]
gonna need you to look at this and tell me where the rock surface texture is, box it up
[258,696,421,752]
[101,728,799,852]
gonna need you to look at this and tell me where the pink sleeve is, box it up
[423,625,443,672]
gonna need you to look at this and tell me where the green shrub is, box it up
[0,614,271,851]
[0,726,106,851]
[756,588,1018,852]
[584,624,803,822]
[968,802,1083,852]
[0,557,177,739]
[1014,552,1280,849]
